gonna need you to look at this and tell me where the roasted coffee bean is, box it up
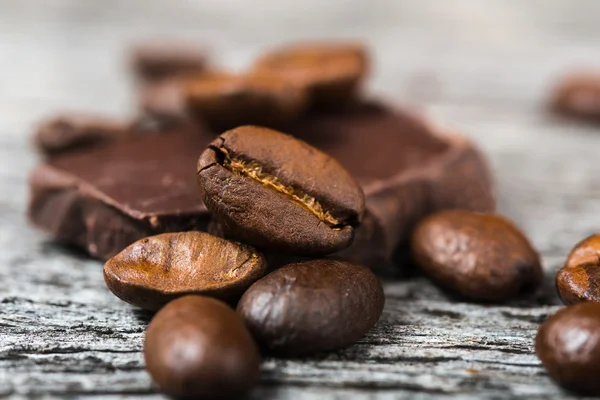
[34,113,130,156]
[550,72,600,123]
[556,233,600,304]
[412,210,542,302]
[536,302,600,395]
[237,259,384,356]
[252,42,368,107]
[185,71,306,131]
[131,41,208,82]
[104,232,267,310]
[144,295,260,399]
[197,126,365,256]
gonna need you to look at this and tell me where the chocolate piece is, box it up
[556,233,600,304]
[289,103,495,268]
[412,210,542,302]
[144,295,260,399]
[34,113,131,156]
[28,125,213,259]
[130,41,208,83]
[237,259,384,356]
[550,72,600,124]
[29,102,493,266]
[104,232,267,310]
[185,71,307,131]
[253,42,368,108]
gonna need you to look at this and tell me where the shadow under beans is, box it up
[132,308,155,325]
[39,240,95,261]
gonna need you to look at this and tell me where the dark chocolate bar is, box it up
[29,124,213,259]
[28,103,494,265]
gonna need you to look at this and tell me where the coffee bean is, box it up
[144,295,260,399]
[185,71,307,131]
[253,42,368,107]
[104,232,267,310]
[197,126,365,255]
[556,233,600,304]
[550,72,600,123]
[237,259,384,356]
[34,113,130,156]
[535,302,600,394]
[131,41,208,83]
[412,210,542,302]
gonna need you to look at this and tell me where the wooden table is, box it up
[2,1,600,398]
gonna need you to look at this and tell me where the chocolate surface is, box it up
[29,102,494,264]
[34,113,131,156]
[290,103,495,268]
[28,124,213,259]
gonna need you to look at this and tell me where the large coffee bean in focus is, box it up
[144,295,260,399]
[197,126,365,256]
[237,259,384,356]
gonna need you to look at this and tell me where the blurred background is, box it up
[2,0,600,262]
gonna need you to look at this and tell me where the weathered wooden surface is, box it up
[2,0,600,398]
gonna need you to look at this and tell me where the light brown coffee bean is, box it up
[556,233,600,304]
[185,71,306,131]
[550,72,600,124]
[103,232,267,310]
[252,42,368,107]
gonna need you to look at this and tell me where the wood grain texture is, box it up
[2,0,600,398]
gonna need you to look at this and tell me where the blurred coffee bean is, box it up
[144,295,260,399]
[412,210,542,302]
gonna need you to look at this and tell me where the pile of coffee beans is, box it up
[28,39,600,398]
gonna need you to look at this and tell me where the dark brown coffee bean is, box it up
[412,210,542,302]
[185,71,307,131]
[252,42,368,107]
[237,259,384,356]
[197,126,365,256]
[535,302,600,395]
[104,232,267,310]
[550,72,600,123]
[144,295,260,399]
[131,41,208,82]
[34,113,130,156]
[556,233,600,304]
